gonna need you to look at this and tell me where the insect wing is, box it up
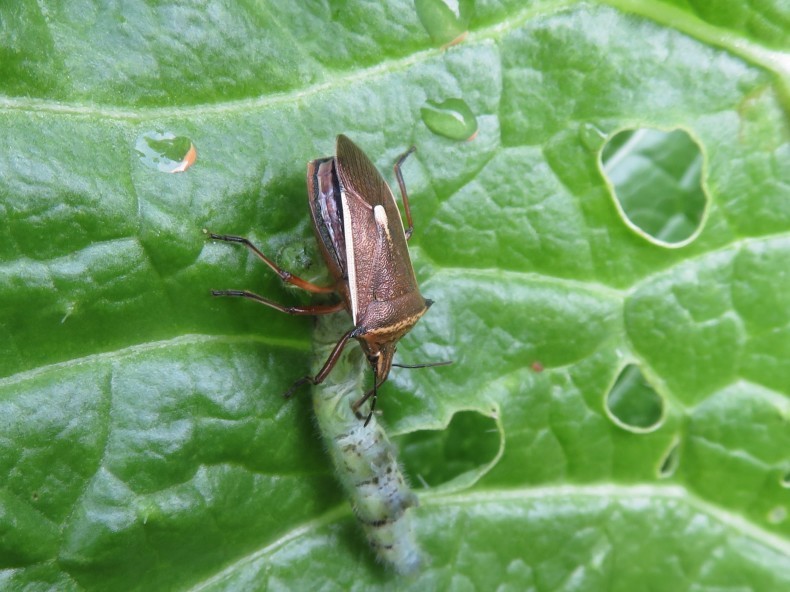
[307,156,347,282]
[335,135,419,310]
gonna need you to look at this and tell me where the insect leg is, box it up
[351,379,382,427]
[284,328,355,398]
[207,232,335,294]
[393,146,416,240]
[211,290,344,315]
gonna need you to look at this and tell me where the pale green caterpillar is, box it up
[311,314,422,575]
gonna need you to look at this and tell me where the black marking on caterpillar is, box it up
[311,314,423,575]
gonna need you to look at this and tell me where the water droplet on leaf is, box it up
[135,131,197,173]
[420,98,478,141]
[768,506,787,524]
[415,0,471,47]
[579,122,606,151]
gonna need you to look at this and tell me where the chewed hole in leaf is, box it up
[658,440,680,478]
[606,364,664,432]
[601,128,706,246]
[395,410,499,490]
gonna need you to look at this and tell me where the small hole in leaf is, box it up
[658,440,680,478]
[606,364,663,431]
[782,472,790,488]
[395,410,499,489]
[601,128,706,246]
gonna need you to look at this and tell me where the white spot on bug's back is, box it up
[374,204,387,226]
[374,205,392,242]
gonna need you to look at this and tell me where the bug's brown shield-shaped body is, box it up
[308,135,432,387]
[209,135,438,424]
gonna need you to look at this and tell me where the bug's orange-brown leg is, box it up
[393,146,416,240]
[208,232,335,294]
[284,328,355,398]
[210,290,344,316]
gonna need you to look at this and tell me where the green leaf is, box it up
[1,1,788,590]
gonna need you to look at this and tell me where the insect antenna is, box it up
[392,360,453,369]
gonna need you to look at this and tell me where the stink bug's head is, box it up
[352,337,398,427]
[360,339,397,386]
[351,322,452,427]
[353,297,434,384]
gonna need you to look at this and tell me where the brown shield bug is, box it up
[209,135,447,424]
